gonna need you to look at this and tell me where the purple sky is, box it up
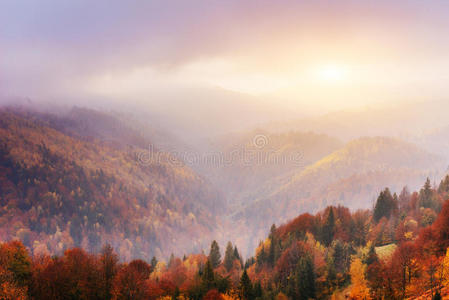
[1,0,449,114]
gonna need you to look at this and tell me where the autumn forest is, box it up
[2,172,449,299]
[1,107,449,299]
[3,1,449,299]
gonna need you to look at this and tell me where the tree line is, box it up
[2,176,449,299]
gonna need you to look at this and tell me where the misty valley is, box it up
[3,1,449,299]
[1,105,449,299]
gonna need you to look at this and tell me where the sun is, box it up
[316,64,348,83]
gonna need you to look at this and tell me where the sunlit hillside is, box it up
[198,130,343,207]
[231,137,444,254]
[0,108,221,260]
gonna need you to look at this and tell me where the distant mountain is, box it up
[232,137,444,253]
[30,106,195,156]
[411,124,449,163]
[0,108,222,260]
[199,130,343,207]
[264,100,449,142]
[122,86,306,139]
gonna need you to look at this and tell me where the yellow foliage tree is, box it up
[349,258,371,300]
[276,292,289,300]
[440,247,449,286]
[222,293,239,300]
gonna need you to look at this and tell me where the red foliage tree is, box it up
[203,289,224,300]
[275,241,309,286]
[99,244,119,300]
[112,259,152,300]
[390,242,418,298]
[277,213,317,239]
[30,248,101,299]
[432,200,449,254]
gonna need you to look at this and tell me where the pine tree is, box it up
[208,240,221,268]
[224,241,235,271]
[168,253,175,268]
[239,269,253,300]
[331,240,348,274]
[202,260,215,289]
[438,175,449,194]
[419,178,434,208]
[393,192,399,213]
[150,256,158,269]
[256,244,266,268]
[398,186,411,213]
[297,255,316,300]
[325,255,337,289]
[322,207,335,246]
[233,246,240,260]
[268,224,277,267]
[234,246,243,267]
[373,188,397,222]
[287,255,316,300]
[269,224,277,239]
[245,257,256,269]
[253,281,263,298]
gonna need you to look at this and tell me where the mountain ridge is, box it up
[0,107,222,260]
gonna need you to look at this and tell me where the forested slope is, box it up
[0,108,221,260]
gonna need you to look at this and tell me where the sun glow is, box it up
[316,64,349,83]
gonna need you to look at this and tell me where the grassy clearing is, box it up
[375,243,397,262]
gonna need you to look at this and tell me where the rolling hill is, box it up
[231,137,444,253]
[264,100,449,142]
[0,107,222,260]
[199,130,343,208]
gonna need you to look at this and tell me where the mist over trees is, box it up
[2,176,449,299]
[0,106,449,299]
[3,0,449,298]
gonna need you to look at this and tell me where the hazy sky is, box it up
[1,0,449,114]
